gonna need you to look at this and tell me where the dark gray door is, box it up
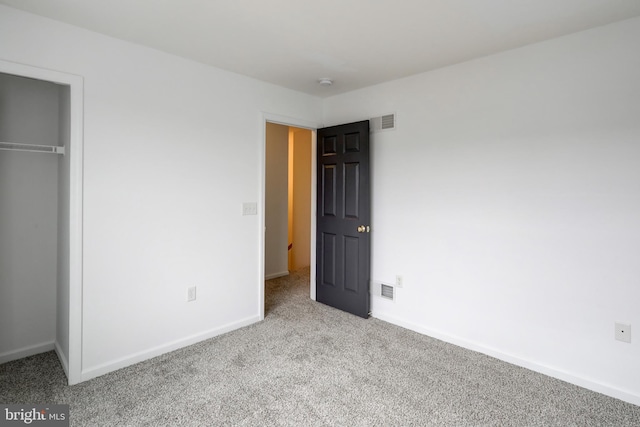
[316,120,370,318]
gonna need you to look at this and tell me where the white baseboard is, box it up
[0,341,55,365]
[80,314,261,382]
[265,271,289,280]
[54,341,70,379]
[372,310,640,407]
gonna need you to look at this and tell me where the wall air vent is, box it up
[370,280,396,302]
[381,283,394,300]
[370,113,396,133]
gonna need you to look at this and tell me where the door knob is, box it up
[357,225,370,233]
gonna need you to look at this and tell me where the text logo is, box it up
[1,405,69,427]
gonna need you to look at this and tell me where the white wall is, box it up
[265,122,290,279]
[0,73,60,362]
[323,17,640,405]
[0,5,322,379]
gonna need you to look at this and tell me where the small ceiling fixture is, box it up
[318,78,333,86]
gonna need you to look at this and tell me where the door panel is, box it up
[321,164,337,217]
[344,162,360,218]
[321,232,337,286]
[316,120,370,318]
[344,236,359,292]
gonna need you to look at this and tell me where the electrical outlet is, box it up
[615,322,631,343]
[396,275,403,288]
[187,286,197,302]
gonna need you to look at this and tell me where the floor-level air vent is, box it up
[370,113,396,133]
[381,283,394,300]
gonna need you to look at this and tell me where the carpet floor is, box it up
[1,268,639,426]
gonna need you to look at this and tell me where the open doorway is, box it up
[265,123,312,277]
[263,121,315,315]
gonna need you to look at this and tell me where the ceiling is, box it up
[2,0,640,97]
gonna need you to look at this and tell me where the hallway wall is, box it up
[265,122,289,279]
[289,128,311,271]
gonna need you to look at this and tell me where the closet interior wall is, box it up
[0,72,69,364]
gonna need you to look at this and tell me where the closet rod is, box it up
[0,141,65,155]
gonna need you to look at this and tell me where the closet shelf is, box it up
[0,141,65,155]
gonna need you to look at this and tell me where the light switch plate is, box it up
[242,202,257,216]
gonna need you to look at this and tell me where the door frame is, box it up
[0,59,84,384]
[260,113,320,319]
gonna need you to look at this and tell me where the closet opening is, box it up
[0,62,83,385]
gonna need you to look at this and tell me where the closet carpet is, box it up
[2,268,639,426]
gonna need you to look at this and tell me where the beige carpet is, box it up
[2,267,639,426]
